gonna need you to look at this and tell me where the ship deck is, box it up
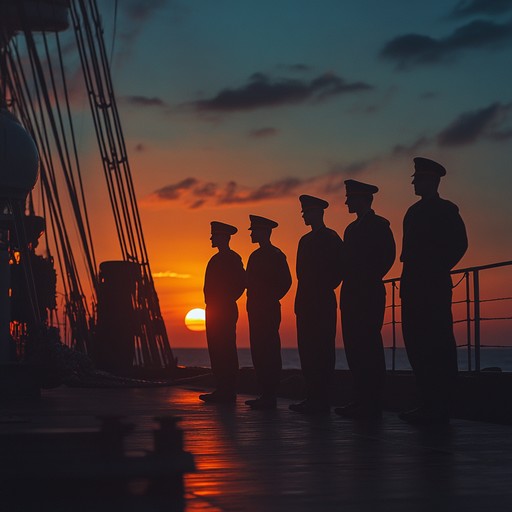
[1,383,512,511]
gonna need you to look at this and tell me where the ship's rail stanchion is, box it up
[384,260,512,373]
[390,280,398,372]
[465,271,472,371]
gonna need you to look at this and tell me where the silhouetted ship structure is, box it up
[0,0,176,380]
[0,3,191,508]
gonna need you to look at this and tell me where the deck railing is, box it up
[383,260,512,372]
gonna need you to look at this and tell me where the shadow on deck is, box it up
[1,384,512,511]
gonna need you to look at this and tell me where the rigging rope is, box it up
[50,28,99,288]
[6,29,92,351]
[3,0,174,366]
[109,0,118,67]
[71,0,175,367]
[39,27,98,294]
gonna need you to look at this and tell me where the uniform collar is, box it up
[355,208,374,223]
[419,192,440,203]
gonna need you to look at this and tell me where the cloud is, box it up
[437,102,512,146]
[153,271,191,279]
[380,19,512,68]
[150,176,306,208]
[155,177,198,200]
[148,160,377,209]
[449,0,512,18]
[391,136,432,156]
[193,182,218,198]
[190,199,206,209]
[384,102,512,154]
[183,72,373,113]
[218,178,303,205]
[120,95,168,107]
[248,127,279,138]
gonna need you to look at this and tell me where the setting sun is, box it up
[184,308,206,332]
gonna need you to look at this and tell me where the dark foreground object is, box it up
[2,385,512,511]
[0,410,194,512]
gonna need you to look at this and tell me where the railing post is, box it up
[391,281,396,372]
[473,270,481,372]
[383,260,511,375]
[465,272,472,372]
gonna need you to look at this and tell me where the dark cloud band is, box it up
[184,72,373,113]
[438,102,512,146]
[380,19,512,69]
[149,160,373,209]
[390,102,512,154]
[120,95,167,107]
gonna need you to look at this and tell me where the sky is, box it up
[26,0,512,349]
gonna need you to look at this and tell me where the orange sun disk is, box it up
[184,308,206,332]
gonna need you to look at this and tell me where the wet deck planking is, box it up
[1,385,512,511]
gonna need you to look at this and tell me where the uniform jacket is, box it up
[400,194,468,296]
[246,245,292,306]
[342,210,395,286]
[204,250,246,305]
[295,226,344,309]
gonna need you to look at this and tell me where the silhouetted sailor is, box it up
[200,221,246,404]
[290,195,344,415]
[335,180,395,420]
[245,215,292,410]
[399,158,468,425]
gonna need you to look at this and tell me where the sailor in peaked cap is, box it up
[344,179,379,197]
[336,179,395,420]
[410,157,447,199]
[210,221,238,236]
[412,157,446,177]
[201,220,246,404]
[290,193,344,415]
[344,179,379,216]
[245,214,291,410]
[248,215,278,231]
[399,157,467,425]
[299,194,329,212]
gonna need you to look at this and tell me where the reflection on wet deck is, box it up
[2,385,512,511]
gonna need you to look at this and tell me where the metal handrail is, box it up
[383,260,512,372]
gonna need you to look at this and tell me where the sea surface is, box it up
[173,347,512,372]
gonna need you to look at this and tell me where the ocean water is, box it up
[173,347,512,372]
